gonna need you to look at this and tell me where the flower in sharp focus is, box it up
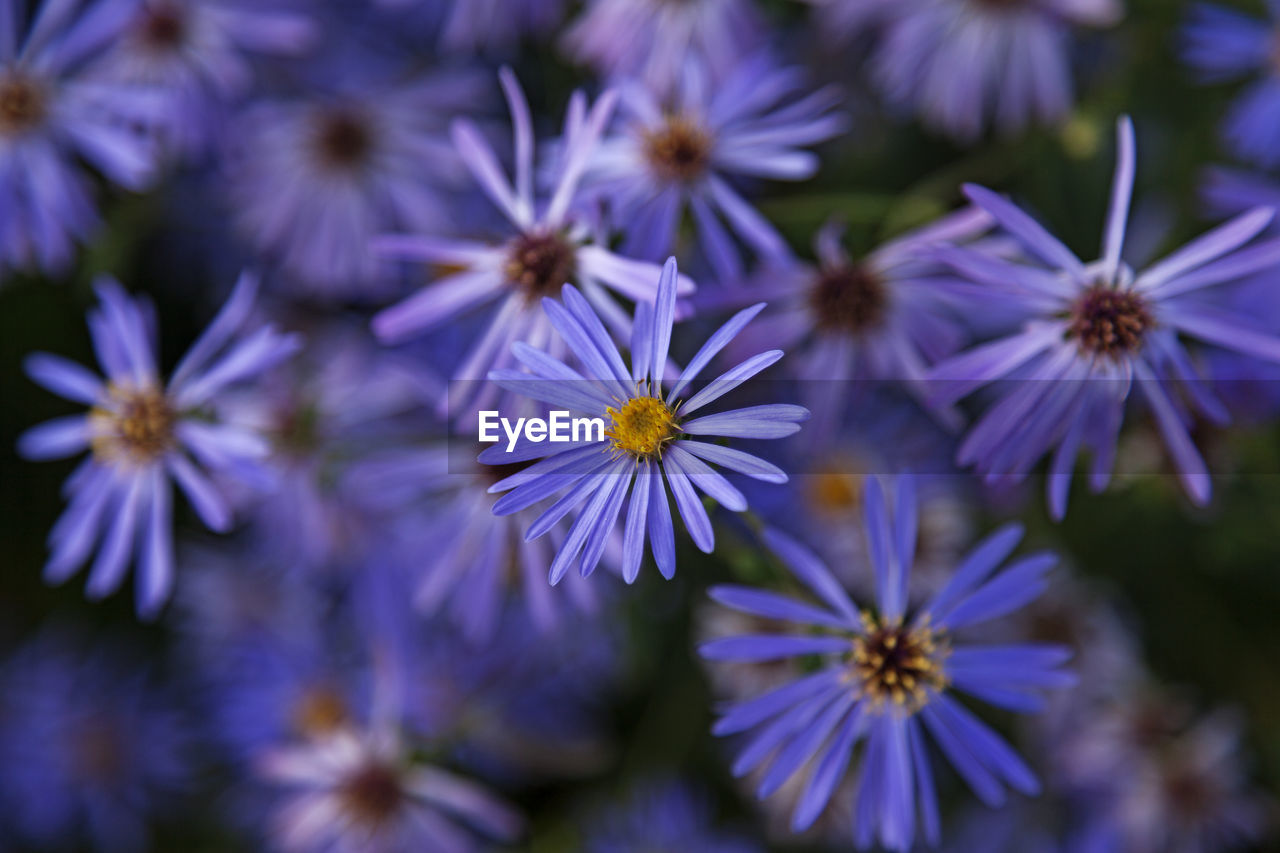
[0,0,162,274]
[584,55,848,282]
[561,0,765,97]
[485,257,808,585]
[227,68,477,297]
[18,272,299,617]
[372,68,693,423]
[928,116,1280,518]
[0,631,191,853]
[583,780,763,853]
[700,476,1074,852]
[91,0,317,161]
[257,725,524,853]
[727,211,993,429]
[1181,2,1280,170]
[871,0,1122,143]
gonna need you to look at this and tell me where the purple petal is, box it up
[681,349,783,414]
[18,416,88,460]
[677,441,787,483]
[681,404,808,439]
[762,527,861,626]
[963,184,1084,276]
[699,634,852,661]
[25,352,102,405]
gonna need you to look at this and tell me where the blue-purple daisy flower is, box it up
[872,0,1122,142]
[485,257,807,584]
[1181,2,1280,170]
[928,117,1280,517]
[726,211,994,430]
[256,723,524,853]
[346,444,605,641]
[372,68,692,422]
[584,55,848,282]
[561,0,765,96]
[0,0,162,274]
[0,630,191,853]
[91,0,317,161]
[18,272,299,617]
[227,68,478,297]
[700,476,1074,851]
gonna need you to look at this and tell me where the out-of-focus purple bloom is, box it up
[257,724,524,853]
[562,0,764,96]
[346,445,603,641]
[18,272,299,617]
[91,0,317,161]
[378,0,565,54]
[373,69,692,424]
[0,631,190,852]
[585,56,848,282]
[1181,3,1280,169]
[584,780,762,853]
[1054,691,1273,853]
[929,117,1280,518]
[872,0,1122,142]
[701,476,1074,851]
[486,258,807,584]
[221,324,423,571]
[227,70,476,297]
[727,211,992,427]
[0,0,163,274]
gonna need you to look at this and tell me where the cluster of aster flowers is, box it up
[5,1,1280,852]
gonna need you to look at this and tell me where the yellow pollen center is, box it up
[291,686,349,739]
[605,396,678,457]
[851,611,949,712]
[90,383,176,465]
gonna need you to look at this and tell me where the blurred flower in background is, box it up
[18,272,298,617]
[0,0,162,274]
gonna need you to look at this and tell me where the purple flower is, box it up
[561,0,765,96]
[1181,2,1280,169]
[700,476,1074,851]
[485,257,808,584]
[799,0,900,44]
[372,69,692,422]
[0,0,162,274]
[871,0,1121,142]
[227,70,476,297]
[585,55,848,282]
[345,445,604,641]
[726,211,993,428]
[90,0,317,161]
[0,630,191,852]
[256,725,524,853]
[18,272,299,617]
[584,780,762,853]
[928,117,1280,517]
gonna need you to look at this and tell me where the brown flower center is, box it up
[0,73,47,135]
[504,230,576,299]
[809,265,888,334]
[643,115,713,183]
[851,613,949,711]
[312,109,376,170]
[90,384,177,464]
[338,762,405,826]
[1068,285,1152,358]
[139,2,187,50]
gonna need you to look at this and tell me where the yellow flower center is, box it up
[90,383,176,465]
[291,685,349,739]
[606,395,678,458]
[851,612,949,712]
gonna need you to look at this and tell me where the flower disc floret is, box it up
[852,612,949,711]
[606,395,678,457]
[89,383,177,465]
